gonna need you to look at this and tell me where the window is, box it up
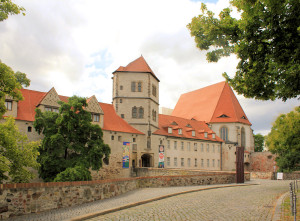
[178,129,182,135]
[174,157,177,166]
[194,158,198,167]
[204,132,208,138]
[138,107,144,118]
[152,110,157,121]
[201,143,204,152]
[152,85,157,97]
[120,85,123,90]
[131,82,136,92]
[212,159,215,167]
[201,159,204,167]
[180,142,184,150]
[206,144,209,152]
[111,135,114,140]
[194,143,197,151]
[167,157,170,166]
[138,82,142,92]
[213,144,215,153]
[132,106,137,118]
[5,101,12,110]
[218,159,220,167]
[192,130,195,137]
[168,127,172,134]
[45,106,59,113]
[45,107,52,112]
[121,114,125,118]
[118,136,122,141]
[167,140,170,149]
[220,127,228,141]
[181,158,184,167]
[120,98,122,103]
[174,141,177,150]
[188,158,191,167]
[27,126,32,132]
[207,159,210,167]
[133,138,136,142]
[93,114,100,122]
[187,142,191,151]
[212,134,216,139]
[53,108,59,113]
[132,144,137,151]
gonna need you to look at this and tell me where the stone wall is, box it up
[0,172,249,219]
[282,172,300,180]
[250,151,277,172]
[250,172,275,180]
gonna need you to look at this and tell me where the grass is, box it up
[281,188,300,220]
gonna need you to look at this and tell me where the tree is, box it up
[0,0,25,22]
[187,0,300,101]
[0,117,40,183]
[254,133,264,152]
[34,96,110,182]
[266,107,300,172]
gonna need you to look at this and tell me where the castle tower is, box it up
[112,56,159,149]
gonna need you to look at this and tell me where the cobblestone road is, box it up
[86,180,290,221]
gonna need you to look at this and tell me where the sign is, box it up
[122,142,130,168]
[158,145,164,168]
[277,172,283,180]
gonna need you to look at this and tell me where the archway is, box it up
[141,154,151,167]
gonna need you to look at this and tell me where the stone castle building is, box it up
[3,56,254,180]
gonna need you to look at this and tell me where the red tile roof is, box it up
[172,81,251,125]
[13,89,143,135]
[153,114,223,142]
[99,102,144,135]
[113,56,160,82]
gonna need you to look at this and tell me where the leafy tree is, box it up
[0,117,40,183]
[254,133,264,152]
[266,107,300,172]
[0,0,25,22]
[187,0,300,101]
[34,96,110,182]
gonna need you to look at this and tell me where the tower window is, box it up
[138,82,142,92]
[152,110,157,121]
[120,85,123,90]
[152,85,157,97]
[220,127,228,141]
[120,98,122,103]
[121,114,125,118]
[138,107,144,118]
[132,106,137,118]
[131,82,136,92]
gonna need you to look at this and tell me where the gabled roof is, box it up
[113,56,160,82]
[99,103,144,135]
[153,114,223,142]
[172,81,251,125]
[12,88,143,135]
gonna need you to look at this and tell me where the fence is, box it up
[289,179,298,221]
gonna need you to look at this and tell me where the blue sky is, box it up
[0,0,298,135]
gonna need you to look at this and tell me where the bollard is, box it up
[289,182,294,216]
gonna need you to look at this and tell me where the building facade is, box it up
[2,56,254,181]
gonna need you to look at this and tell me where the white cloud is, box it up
[0,0,298,135]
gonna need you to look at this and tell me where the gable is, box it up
[85,95,104,114]
[38,87,61,107]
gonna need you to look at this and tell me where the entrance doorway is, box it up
[141,154,151,167]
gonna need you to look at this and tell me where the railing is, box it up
[289,179,298,221]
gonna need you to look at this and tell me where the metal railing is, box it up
[289,179,298,221]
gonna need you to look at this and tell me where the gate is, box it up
[236,146,244,183]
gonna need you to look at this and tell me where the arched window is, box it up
[241,127,246,148]
[138,107,144,118]
[220,127,228,141]
[132,106,137,118]
[138,82,142,92]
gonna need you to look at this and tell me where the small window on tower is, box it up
[120,85,123,90]
[138,82,142,92]
[121,114,125,118]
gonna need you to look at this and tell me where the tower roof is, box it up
[113,56,159,82]
[172,81,251,125]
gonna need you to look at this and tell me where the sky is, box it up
[0,0,298,136]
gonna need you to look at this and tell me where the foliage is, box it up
[0,0,25,22]
[34,96,110,182]
[0,62,30,118]
[254,133,264,152]
[54,165,92,182]
[0,117,40,183]
[187,0,300,101]
[266,107,300,172]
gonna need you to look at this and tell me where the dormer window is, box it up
[178,129,182,135]
[218,114,229,118]
[5,100,12,111]
[212,133,216,139]
[168,127,172,134]
[241,116,247,120]
[204,132,208,138]
[186,124,192,128]
[192,130,195,137]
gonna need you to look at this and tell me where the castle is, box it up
[3,56,254,180]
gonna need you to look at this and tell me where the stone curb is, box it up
[70,183,259,221]
[272,191,289,221]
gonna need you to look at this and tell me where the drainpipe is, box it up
[220,142,223,171]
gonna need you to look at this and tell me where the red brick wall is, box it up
[250,151,277,172]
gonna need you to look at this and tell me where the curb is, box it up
[272,191,289,221]
[70,183,259,221]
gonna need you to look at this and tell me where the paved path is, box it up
[10,180,290,221]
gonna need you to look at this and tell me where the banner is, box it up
[122,142,130,168]
[158,145,164,168]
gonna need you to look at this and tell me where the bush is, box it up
[54,166,92,182]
